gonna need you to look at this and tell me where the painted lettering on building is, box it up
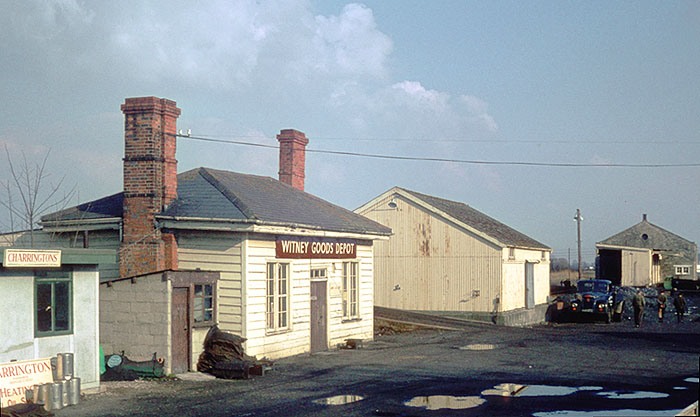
[0,358,54,407]
[3,249,61,268]
[276,237,357,259]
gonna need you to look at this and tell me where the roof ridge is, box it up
[197,167,258,220]
[396,187,550,250]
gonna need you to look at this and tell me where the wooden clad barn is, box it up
[596,214,698,287]
[356,187,551,326]
[32,96,390,374]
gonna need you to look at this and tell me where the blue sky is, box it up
[1,1,698,263]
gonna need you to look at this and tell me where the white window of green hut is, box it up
[342,261,359,319]
[35,270,72,337]
[266,262,290,331]
[193,284,214,323]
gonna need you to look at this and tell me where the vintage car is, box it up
[569,279,620,323]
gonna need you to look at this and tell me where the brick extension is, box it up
[277,129,309,191]
[120,97,181,277]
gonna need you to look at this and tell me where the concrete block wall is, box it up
[100,274,171,369]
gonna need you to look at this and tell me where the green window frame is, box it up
[35,270,73,337]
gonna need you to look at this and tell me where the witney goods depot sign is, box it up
[276,237,356,259]
[3,249,61,267]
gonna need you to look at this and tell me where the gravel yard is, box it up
[50,299,700,417]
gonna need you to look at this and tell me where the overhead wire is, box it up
[175,134,700,168]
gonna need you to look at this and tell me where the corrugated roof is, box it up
[42,167,391,236]
[399,187,550,249]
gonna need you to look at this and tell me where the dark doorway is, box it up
[599,249,622,286]
[525,262,535,309]
[171,287,190,374]
[310,281,328,353]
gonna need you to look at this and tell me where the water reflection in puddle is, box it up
[482,383,602,397]
[404,395,485,410]
[596,391,669,399]
[533,409,683,417]
[313,395,364,405]
[673,386,687,390]
[683,377,699,383]
[459,343,497,350]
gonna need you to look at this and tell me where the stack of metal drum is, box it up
[25,353,81,411]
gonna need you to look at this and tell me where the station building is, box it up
[38,97,391,373]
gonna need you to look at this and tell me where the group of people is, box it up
[632,288,688,328]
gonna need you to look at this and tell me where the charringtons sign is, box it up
[3,249,61,268]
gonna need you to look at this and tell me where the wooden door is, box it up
[310,281,328,353]
[171,287,190,373]
[525,262,535,309]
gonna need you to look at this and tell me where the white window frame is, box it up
[675,265,691,276]
[311,267,328,281]
[266,262,290,332]
[342,261,359,320]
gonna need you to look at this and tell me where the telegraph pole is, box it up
[574,209,583,280]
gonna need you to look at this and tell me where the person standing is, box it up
[673,291,687,323]
[632,289,645,328]
[657,290,667,323]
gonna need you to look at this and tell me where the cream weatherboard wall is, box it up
[177,231,243,335]
[362,194,503,313]
[244,236,374,360]
[500,248,550,312]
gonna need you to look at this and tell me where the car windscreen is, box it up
[577,281,608,293]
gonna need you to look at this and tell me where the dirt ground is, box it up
[48,300,700,417]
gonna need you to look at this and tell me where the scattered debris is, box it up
[1,403,54,417]
[196,325,271,379]
[101,353,164,381]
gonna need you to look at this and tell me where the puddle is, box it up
[683,377,699,383]
[458,343,497,350]
[404,395,485,410]
[596,391,669,400]
[313,395,364,405]
[482,383,602,397]
[533,409,683,417]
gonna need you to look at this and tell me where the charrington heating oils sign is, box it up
[276,236,357,259]
[0,358,54,407]
[2,249,61,268]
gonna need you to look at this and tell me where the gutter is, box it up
[155,215,391,240]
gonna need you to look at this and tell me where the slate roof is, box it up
[597,218,694,250]
[42,167,391,236]
[42,193,124,221]
[399,188,550,250]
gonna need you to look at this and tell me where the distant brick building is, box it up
[596,214,698,287]
[38,97,390,373]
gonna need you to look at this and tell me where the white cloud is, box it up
[312,3,393,77]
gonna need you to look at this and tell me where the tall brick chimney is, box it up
[120,97,181,277]
[277,129,309,191]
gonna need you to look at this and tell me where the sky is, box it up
[1,0,699,263]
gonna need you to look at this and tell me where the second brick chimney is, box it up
[120,96,181,277]
[277,129,309,191]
